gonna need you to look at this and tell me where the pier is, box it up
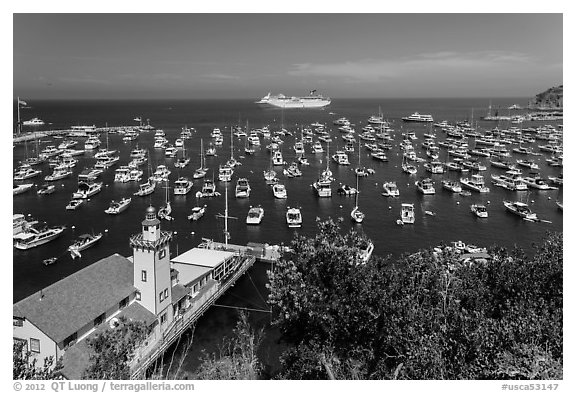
[129,241,278,379]
[13,126,140,143]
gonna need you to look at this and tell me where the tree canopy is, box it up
[267,219,562,380]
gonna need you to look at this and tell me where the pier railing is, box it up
[129,253,256,379]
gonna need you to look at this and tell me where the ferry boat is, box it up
[272,183,287,199]
[134,180,155,197]
[415,178,436,195]
[72,182,102,199]
[235,178,251,198]
[460,174,490,193]
[441,179,462,193]
[14,225,65,250]
[174,177,193,195]
[286,207,303,228]
[263,90,331,108]
[399,203,415,224]
[104,197,132,215]
[470,204,488,218]
[68,233,102,258]
[382,181,400,197]
[13,183,34,195]
[22,117,45,126]
[66,198,84,210]
[246,206,265,225]
[188,205,207,221]
[503,200,537,221]
[402,112,434,122]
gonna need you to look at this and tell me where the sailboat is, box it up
[193,139,208,179]
[158,179,173,220]
[354,139,368,177]
[244,120,255,155]
[351,173,364,223]
[227,127,241,168]
[174,140,190,168]
[263,153,277,184]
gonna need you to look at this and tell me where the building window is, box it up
[63,333,77,348]
[159,291,164,302]
[30,338,40,353]
[136,291,141,300]
[141,270,147,282]
[163,288,168,299]
[94,313,105,327]
[119,296,129,309]
[193,283,198,293]
[13,318,23,327]
[160,313,167,324]
[159,249,166,259]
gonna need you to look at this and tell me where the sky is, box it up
[13,13,563,99]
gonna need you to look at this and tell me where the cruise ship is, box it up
[402,112,434,122]
[256,90,331,108]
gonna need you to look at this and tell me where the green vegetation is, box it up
[267,219,562,379]
[13,341,62,379]
[83,317,149,379]
[528,85,563,109]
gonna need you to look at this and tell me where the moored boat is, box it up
[68,232,102,258]
[286,207,302,228]
[14,225,65,250]
[246,206,265,225]
[470,204,488,218]
[104,197,132,215]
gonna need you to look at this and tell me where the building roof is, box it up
[170,264,212,288]
[171,247,234,268]
[171,284,190,304]
[13,253,136,343]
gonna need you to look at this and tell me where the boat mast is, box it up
[200,138,204,169]
[224,183,229,246]
[17,97,21,136]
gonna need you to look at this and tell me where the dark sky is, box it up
[13,13,563,99]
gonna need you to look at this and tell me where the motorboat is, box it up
[45,167,73,181]
[129,168,143,182]
[13,214,37,237]
[503,200,538,221]
[470,204,488,218]
[522,176,556,190]
[263,169,277,184]
[13,183,34,195]
[218,164,233,182]
[400,203,415,224]
[165,146,178,158]
[37,184,56,195]
[402,156,418,174]
[286,207,302,228]
[358,240,374,264]
[104,197,132,215]
[491,173,528,191]
[460,174,490,193]
[68,232,102,259]
[283,162,302,178]
[312,177,332,197]
[382,181,400,197]
[337,184,358,196]
[72,182,102,199]
[94,155,120,170]
[441,179,462,193]
[22,117,45,126]
[114,166,131,183]
[134,180,156,196]
[78,167,102,182]
[371,151,388,161]
[84,137,101,150]
[14,225,65,250]
[424,161,444,174]
[65,197,85,210]
[273,183,287,199]
[516,159,539,170]
[312,141,324,153]
[188,205,207,221]
[235,178,251,198]
[415,178,436,195]
[246,206,265,225]
[201,178,219,197]
[174,177,193,195]
[151,165,171,182]
[14,166,42,180]
[272,150,286,166]
[332,150,350,165]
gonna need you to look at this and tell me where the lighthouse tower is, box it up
[130,206,173,326]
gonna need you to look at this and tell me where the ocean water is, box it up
[13,98,563,375]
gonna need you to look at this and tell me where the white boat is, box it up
[165,146,178,157]
[72,182,102,199]
[246,206,265,225]
[470,204,488,218]
[264,169,277,184]
[35,183,55,195]
[337,184,357,196]
[286,207,302,227]
[332,150,350,165]
[235,178,251,198]
[68,233,102,258]
[105,197,132,215]
[400,203,415,224]
[491,173,528,191]
[313,178,332,197]
[441,179,462,193]
[114,166,131,183]
[312,141,324,153]
[22,117,45,126]
[402,112,434,122]
[460,174,490,193]
[402,156,418,174]
[188,205,207,221]
[84,137,101,150]
[382,181,400,197]
[129,168,143,182]
[94,155,120,170]
[152,165,171,182]
[13,214,37,237]
[201,178,219,197]
[415,178,436,195]
[134,180,155,196]
[14,166,42,180]
[77,167,102,182]
[14,225,65,250]
[13,183,34,195]
[174,177,193,195]
[218,165,233,182]
[272,150,285,166]
[503,200,538,220]
[264,90,331,108]
[522,176,556,190]
[351,174,364,223]
[358,240,374,264]
[424,161,444,174]
[272,183,287,199]
[66,198,84,210]
[157,180,173,221]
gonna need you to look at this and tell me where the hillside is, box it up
[528,85,563,110]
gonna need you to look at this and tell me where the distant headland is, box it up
[528,85,563,110]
